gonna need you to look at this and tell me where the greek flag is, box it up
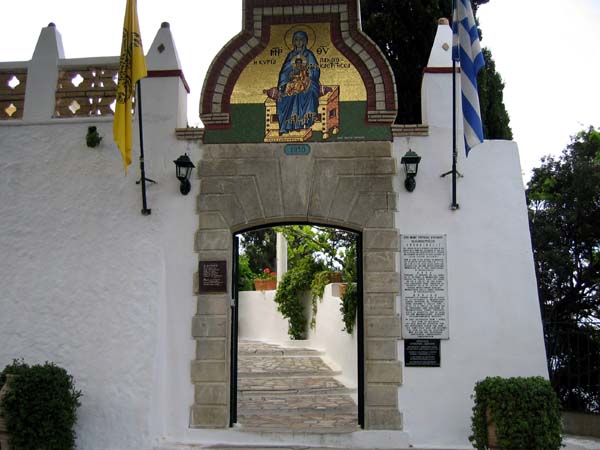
[453,0,485,155]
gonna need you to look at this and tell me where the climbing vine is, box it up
[274,258,323,339]
[340,282,358,334]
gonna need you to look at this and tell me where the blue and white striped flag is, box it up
[453,0,485,155]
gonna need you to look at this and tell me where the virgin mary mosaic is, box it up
[264,27,338,142]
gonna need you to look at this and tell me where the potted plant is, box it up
[469,376,563,450]
[254,267,277,291]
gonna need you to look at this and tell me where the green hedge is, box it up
[1,360,82,450]
[469,376,562,450]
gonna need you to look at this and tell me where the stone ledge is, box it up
[363,229,399,251]
[365,407,403,430]
[392,124,429,137]
[192,315,227,338]
[191,360,227,382]
[366,339,398,360]
[190,405,229,428]
[366,317,401,338]
[366,361,402,383]
[196,295,230,315]
[366,384,399,407]
[175,127,204,141]
[194,382,228,405]
[196,338,227,360]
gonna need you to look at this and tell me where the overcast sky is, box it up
[1,0,598,181]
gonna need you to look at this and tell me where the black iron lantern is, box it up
[400,149,421,192]
[173,153,195,195]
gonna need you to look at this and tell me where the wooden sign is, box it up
[199,261,227,293]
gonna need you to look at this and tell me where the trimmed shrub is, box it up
[1,360,82,450]
[469,376,562,450]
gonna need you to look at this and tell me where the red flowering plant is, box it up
[255,267,277,280]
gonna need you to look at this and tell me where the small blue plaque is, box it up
[284,144,311,156]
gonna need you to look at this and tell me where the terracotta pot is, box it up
[254,279,277,291]
[338,283,347,298]
[328,272,342,283]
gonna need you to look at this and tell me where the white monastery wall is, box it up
[0,24,198,450]
[0,20,549,450]
[391,21,548,447]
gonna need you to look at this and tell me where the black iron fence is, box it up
[543,322,600,414]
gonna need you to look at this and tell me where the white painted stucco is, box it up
[239,284,358,388]
[0,24,199,450]
[0,20,548,450]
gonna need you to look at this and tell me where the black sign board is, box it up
[404,339,441,367]
[199,260,227,293]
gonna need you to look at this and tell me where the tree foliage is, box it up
[239,229,277,274]
[527,126,600,412]
[360,0,452,124]
[478,47,512,140]
[360,0,512,140]
[276,225,356,274]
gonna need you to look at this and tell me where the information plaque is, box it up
[199,261,227,293]
[404,339,441,367]
[401,234,449,339]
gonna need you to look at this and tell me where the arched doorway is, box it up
[231,223,364,430]
[191,140,403,431]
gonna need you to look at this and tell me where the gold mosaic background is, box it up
[231,23,366,104]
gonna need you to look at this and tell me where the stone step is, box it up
[238,393,357,412]
[236,339,357,434]
[237,375,347,393]
[238,340,322,357]
[238,355,337,377]
[236,411,359,433]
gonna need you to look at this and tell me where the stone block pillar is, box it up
[190,219,231,428]
[363,227,403,430]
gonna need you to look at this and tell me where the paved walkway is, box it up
[236,340,359,433]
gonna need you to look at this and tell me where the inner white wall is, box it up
[238,283,358,388]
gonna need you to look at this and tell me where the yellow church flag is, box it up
[113,0,147,174]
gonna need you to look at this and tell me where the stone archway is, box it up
[190,140,403,430]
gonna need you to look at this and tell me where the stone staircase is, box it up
[236,340,359,433]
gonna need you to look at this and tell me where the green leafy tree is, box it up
[360,0,451,124]
[273,225,359,336]
[276,225,356,273]
[478,47,512,140]
[360,0,511,140]
[239,229,276,274]
[237,254,256,291]
[527,126,600,412]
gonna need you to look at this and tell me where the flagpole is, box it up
[137,81,151,216]
[451,0,459,211]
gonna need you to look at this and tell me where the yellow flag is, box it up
[113,0,147,174]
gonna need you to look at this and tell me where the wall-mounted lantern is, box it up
[173,153,195,195]
[400,149,421,192]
